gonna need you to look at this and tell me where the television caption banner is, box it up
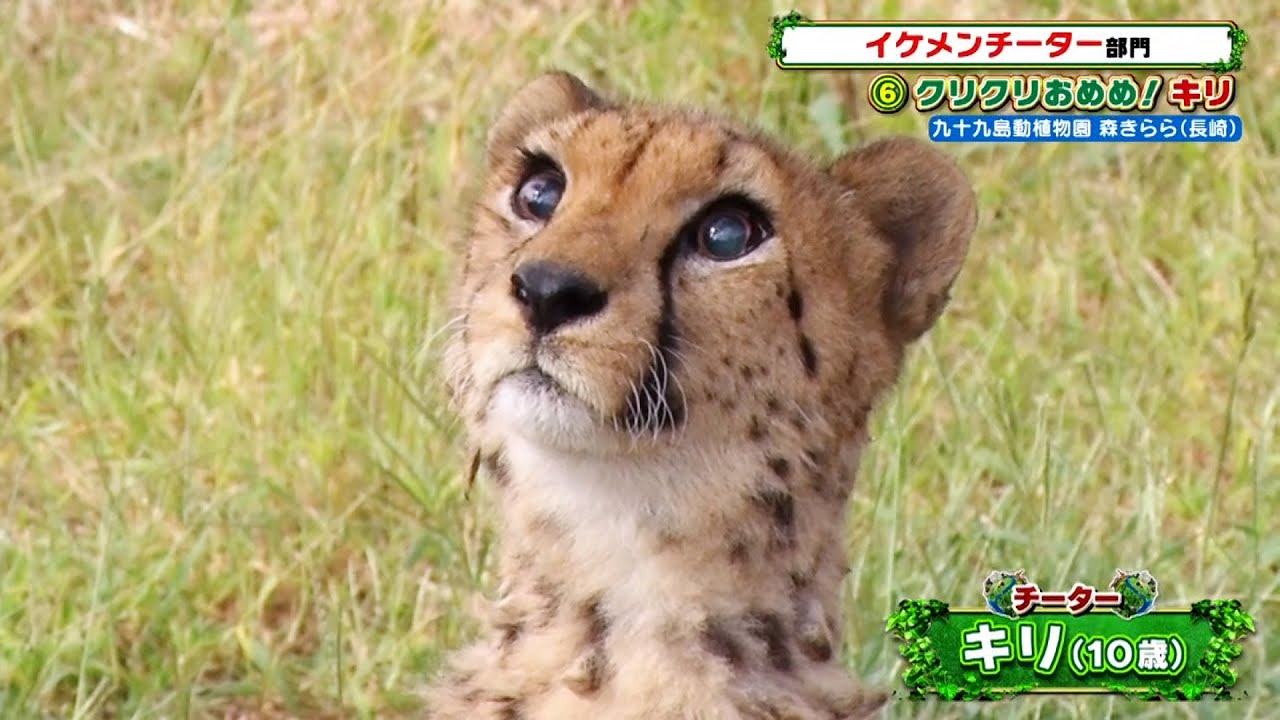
[886,570,1256,700]
[768,18,1245,71]
[927,114,1243,143]
[887,602,1254,699]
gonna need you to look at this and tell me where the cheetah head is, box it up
[445,72,977,462]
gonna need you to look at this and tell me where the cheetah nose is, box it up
[510,260,608,335]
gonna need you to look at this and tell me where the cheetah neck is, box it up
[481,433,860,705]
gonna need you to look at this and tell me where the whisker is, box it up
[645,340,670,440]
[418,313,466,360]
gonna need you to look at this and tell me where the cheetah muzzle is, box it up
[430,71,978,720]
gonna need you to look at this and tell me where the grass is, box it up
[0,0,1276,718]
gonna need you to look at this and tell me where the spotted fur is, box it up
[429,72,977,719]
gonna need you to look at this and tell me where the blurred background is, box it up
[1,1,1276,717]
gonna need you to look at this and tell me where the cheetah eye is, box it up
[693,203,772,261]
[513,168,565,222]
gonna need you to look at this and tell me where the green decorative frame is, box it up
[766,11,808,61]
[885,598,1255,700]
[767,12,1248,73]
[884,600,1032,700]
[1107,600,1256,700]
[1202,27,1249,74]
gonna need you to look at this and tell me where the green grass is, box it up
[1,1,1276,718]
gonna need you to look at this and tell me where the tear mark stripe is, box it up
[623,233,685,433]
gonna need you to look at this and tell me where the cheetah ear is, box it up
[829,137,977,343]
[487,71,608,165]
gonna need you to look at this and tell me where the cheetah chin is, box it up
[489,366,611,451]
[430,71,977,720]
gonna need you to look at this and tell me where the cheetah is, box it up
[428,71,977,719]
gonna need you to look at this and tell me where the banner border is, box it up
[884,598,1256,700]
[767,14,1248,72]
